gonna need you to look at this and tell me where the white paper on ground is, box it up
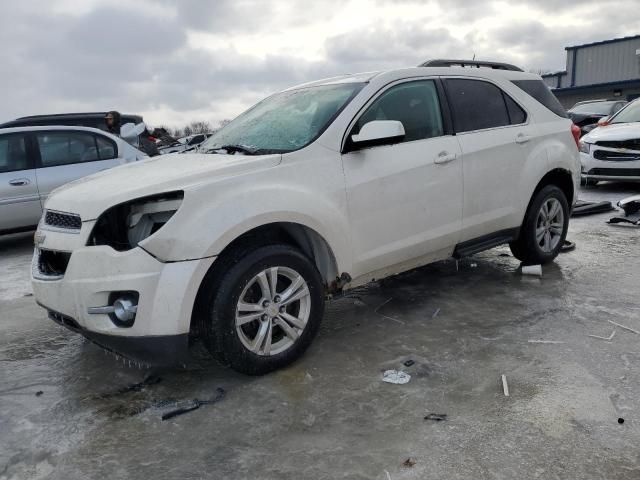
[382,370,411,384]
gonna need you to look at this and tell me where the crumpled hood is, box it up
[584,123,640,142]
[44,152,281,221]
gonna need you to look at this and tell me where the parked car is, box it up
[579,98,640,185]
[32,60,580,374]
[0,126,146,235]
[158,133,212,154]
[567,100,627,135]
[0,112,143,131]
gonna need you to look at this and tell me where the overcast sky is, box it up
[1,0,638,129]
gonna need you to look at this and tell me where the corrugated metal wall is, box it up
[573,38,640,86]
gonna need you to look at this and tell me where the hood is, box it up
[44,152,281,221]
[583,123,640,143]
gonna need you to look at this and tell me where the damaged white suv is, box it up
[32,60,580,374]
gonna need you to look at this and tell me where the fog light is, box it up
[113,298,137,323]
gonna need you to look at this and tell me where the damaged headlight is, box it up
[88,191,184,251]
[579,140,591,154]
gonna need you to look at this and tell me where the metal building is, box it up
[542,35,640,109]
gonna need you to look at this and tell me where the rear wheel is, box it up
[199,244,324,375]
[509,185,569,264]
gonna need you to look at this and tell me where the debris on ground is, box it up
[528,339,565,344]
[99,374,162,399]
[382,370,411,385]
[521,264,542,276]
[571,200,615,217]
[35,391,43,397]
[501,375,510,397]
[375,298,405,325]
[432,308,440,318]
[353,299,366,307]
[560,240,576,253]
[403,359,415,367]
[402,458,416,468]
[608,320,640,335]
[161,387,226,421]
[424,413,447,421]
[608,195,640,226]
[618,418,625,424]
[587,330,616,341]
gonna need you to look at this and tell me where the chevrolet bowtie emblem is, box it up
[34,231,46,245]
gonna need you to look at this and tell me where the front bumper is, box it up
[580,151,640,182]
[45,306,188,366]
[31,224,215,365]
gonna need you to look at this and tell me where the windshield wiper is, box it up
[204,144,258,155]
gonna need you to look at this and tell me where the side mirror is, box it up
[350,120,405,148]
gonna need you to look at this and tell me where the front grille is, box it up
[596,139,640,150]
[37,249,71,277]
[44,210,82,230]
[593,149,640,161]
[588,168,640,177]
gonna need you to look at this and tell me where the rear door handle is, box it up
[515,133,532,144]
[9,178,30,186]
[434,151,457,164]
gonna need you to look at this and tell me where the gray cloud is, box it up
[0,0,638,127]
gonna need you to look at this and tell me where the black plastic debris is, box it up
[402,458,416,468]
[560,240,576,253]
[35,391,43,397]
[161,387,226,421]
[424,413,447,421]
[571,200,615,217]
[403,360,415,367]
[618,417,625,424]
[608,195,640,226]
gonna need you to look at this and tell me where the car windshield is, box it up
[610,100,640,124]
[570,102,615,115]
[200,83,365,155]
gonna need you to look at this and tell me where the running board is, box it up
[453,228,519,259]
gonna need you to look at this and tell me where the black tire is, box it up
[198,244,325,375]
[509,185,570,265]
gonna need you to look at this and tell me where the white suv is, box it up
[32,60,580,374]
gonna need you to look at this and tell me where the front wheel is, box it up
[199,244,325,375]
[509,185,569,264]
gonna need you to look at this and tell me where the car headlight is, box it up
[579,140,591,154]
[88,191,183,251]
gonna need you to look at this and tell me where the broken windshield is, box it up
[200,83,365,154]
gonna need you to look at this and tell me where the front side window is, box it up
[36,131,100,167]
[445,79,518,133]
[200,83,365,154]
[0,134,29,173]
[353,80,444,143]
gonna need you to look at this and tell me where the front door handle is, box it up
[9,178,30,186]
[434,151,457,165]
[515,133,532,144]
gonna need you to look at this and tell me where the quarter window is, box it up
[354,80,444,143]
[0,134,29,173]
[36,131,101,167]
[95,134,117,160]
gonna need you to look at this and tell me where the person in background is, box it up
[104,111,121,135]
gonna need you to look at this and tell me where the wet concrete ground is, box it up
[1,183,639,480]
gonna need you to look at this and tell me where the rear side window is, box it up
[445,79,515,132]
[95,134,118,159]
[511,80,568,118]
[0,134,29,173]
[36,131,100,167]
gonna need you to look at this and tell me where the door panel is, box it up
[0,133,41,231]
[343,137,463,276]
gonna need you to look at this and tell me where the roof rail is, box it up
[419,59,524,72]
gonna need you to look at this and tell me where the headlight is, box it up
[88,191,183,251]
[579,141,591,154]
